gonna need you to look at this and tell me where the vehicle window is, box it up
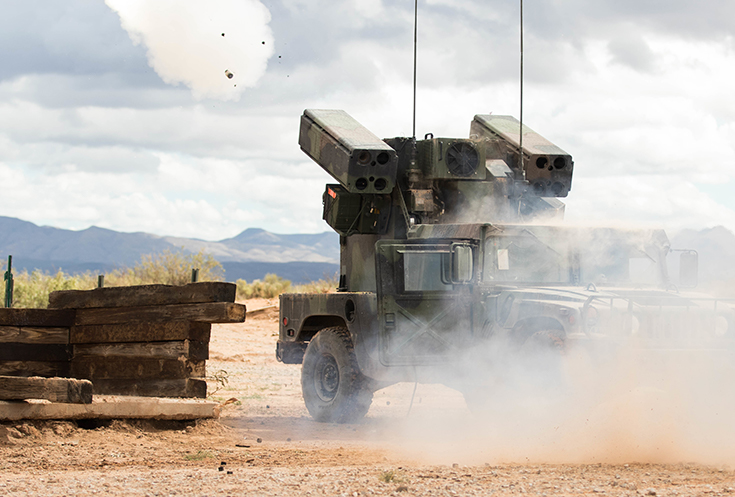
[580,246,660,285]
[484,234,569,283]
[402,251,453,292]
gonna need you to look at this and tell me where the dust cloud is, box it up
[373,340,735,467]
[105,0,274,100]
[367,226,735,467]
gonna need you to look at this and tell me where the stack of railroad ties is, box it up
[0,282,245,404]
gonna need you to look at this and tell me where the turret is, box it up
[298,109,574,237]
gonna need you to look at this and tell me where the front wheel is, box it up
[301,327,373,423]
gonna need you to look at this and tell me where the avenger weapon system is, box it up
[281,108,720,425]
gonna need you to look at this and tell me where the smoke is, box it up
[105,0,274,101]
[374,337,735,467]
[363,224,735,467]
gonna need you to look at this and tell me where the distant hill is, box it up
[2,215,734,288]
[0,216,339,284]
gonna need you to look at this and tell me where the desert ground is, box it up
[2,298,735,496]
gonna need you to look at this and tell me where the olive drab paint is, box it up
[279,109,725,424]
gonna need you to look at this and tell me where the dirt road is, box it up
[2,298,735,496]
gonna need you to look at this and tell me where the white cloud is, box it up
[105,0,274,101]
[1,1,735,242]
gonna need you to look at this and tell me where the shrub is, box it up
[11,269,97,308]
[236,274,291,299]
[293,274,339,294]
[3,248,223,308]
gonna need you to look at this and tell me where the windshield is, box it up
[483,227,667,287]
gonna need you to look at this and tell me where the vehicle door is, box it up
[375,240,475,366]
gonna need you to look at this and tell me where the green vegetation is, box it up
[2,249,337,308]
[184,450,215,461]
[235,273,291,299]
[379,470,405,483]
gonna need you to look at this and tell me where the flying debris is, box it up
[225,70,234,79]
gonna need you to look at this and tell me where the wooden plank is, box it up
[0,376,92,404]
[89,379,207,398]
[0,309,75,327]
[75,302,245,326]
[0,361,70,378]
[71,321,211,344]
[71,358,205,380]
[49,282,236,309]
[0,344,72,362]
[0,395,217,420]
[73,340,208,361]
[0,326,69,344]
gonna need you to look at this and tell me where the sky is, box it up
[1,0,734,241]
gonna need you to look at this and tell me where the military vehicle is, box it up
[276,109,732,423]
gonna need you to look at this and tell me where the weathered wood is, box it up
[69,320,212,344]
[70,321,211,344]
[49,282,236,309]
[0,375,93,404]
[0,395,217,420]
[90,379,207,398]
[74,302,245,326]
[73,340,208,361]
[0,326,69,344]
[0,344,72,362]
[0,361,70,378]
[71,358,205,380]
[0,309,75,327]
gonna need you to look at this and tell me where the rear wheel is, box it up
[301,327,373,423]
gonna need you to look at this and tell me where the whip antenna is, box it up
[412,0,418,139]
[519,0,524,167]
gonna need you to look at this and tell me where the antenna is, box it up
[412,0,418,139]
[519,0,524,170]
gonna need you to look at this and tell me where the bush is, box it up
[114,248,224,286]
[3,248,224,308]
[236,274,291,300]
[11,270,97,308]
[293,274,339,294]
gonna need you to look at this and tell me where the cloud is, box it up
[105,0,275,100]
[608,34,657,73]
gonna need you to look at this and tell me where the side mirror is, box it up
[679,250,698,288]
[452,244,474,283]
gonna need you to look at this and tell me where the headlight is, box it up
[585,306,599,328]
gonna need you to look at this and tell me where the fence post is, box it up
[4,255,13,308]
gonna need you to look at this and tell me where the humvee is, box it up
[276,109,732,423]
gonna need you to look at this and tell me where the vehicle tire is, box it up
[301,327,373,423]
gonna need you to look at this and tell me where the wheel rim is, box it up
[314,354,340,402]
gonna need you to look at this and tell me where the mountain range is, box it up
[0,216,339,284]
[1,215,734,288]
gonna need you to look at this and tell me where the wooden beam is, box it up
[74,302,245,326]
[49,282,237,309]
[0,326,69,344]
[0,361,70,378]
[71,321,211,344]
[0,309,75,327]
[73,340,208,361]
[0,344,72,362]
[89,379,207,398]
[0,376,92,404]
[0,395,217,420]
[71,358,205,380]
